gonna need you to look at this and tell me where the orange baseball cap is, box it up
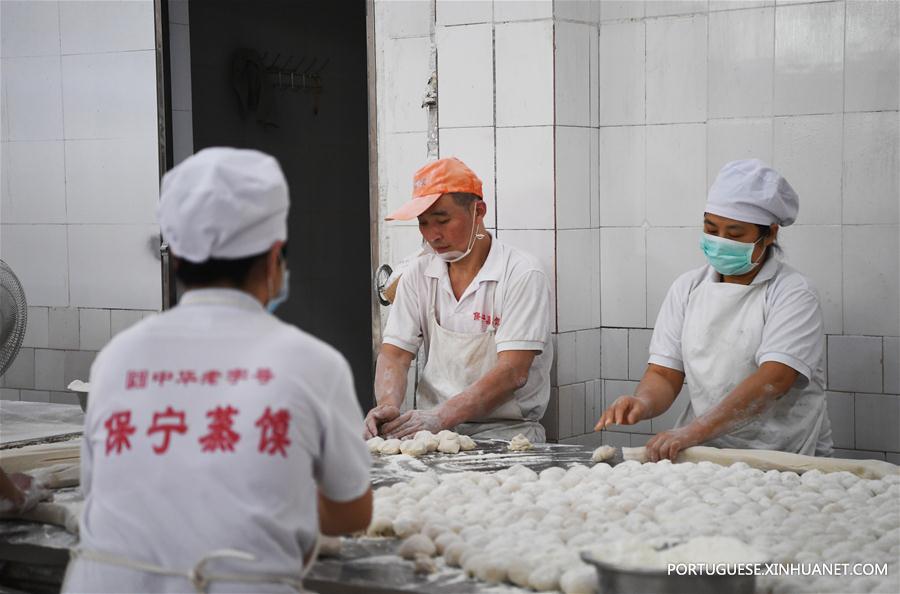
[385,157,483,221]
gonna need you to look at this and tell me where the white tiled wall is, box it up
[773,1,844,116]
[706,117,772,186]
[645,14,707,124]
[495,126,555,228]
[0,0,161,400]
[436,23,493,128]
[772,114,842,225]
[373,0,899,457]
[708,7,774,119]
[495,20,554,126]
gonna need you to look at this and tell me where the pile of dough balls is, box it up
[367,430,477,457]
[366,460,900,594]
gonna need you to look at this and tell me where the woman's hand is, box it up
[644,425,703,462]
[594,395,650,431]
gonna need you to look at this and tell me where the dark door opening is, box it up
[185,0,374,408]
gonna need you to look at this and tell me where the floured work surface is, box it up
[371,439,595,488]
[0,401,84,449]
[0,484,78,582]
[307,537,527,594]
[0,439,586,593]
[309,440,597,594]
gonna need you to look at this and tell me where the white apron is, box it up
[676,278,828,456]
[416,279,545,442]
[62,538,318,593]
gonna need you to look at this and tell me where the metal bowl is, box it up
[580,552,756,594]
[67,380,90,412]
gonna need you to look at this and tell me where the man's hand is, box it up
[594,395,650,431]
[363,404,401,439]
[644,425,702,462]
[380,409,443,440]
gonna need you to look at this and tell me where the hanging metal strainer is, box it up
[0,259,27,377]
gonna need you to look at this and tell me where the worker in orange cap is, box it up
[366,158,553,442]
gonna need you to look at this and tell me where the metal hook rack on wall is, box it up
[260,51,329,92]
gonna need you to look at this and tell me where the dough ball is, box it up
[560,565,598,594]
[413,553,436,574]
[540,467,567,482]
[462,553,486,578]
[398,533,436,559]
[437,430,458,440]
[434,531,461,554]
[392,514,423,538]
[475,554,508,584]
[591,445,616,463]
[478,474,501,490]
[528,563,562,591]
[367,436,385,454]
[366,515,394,536]
[438,437,461,454]
[459,525,485,542]
[414,430,440,452]
[443,541,467,567]
[510,464,539,482]
[409,473,439,490]
[422,522,448,541]
[507,558,533,588]
[379,438,402,455]
[399,439,428,457]
[508,433,533,452]
[458,545,480,569]
[458,434,477,451]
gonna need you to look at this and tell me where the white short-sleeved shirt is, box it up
[65,289,370,593]
[649,253,826,391]
[383,238,553,421]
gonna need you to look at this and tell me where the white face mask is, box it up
[426,204,485,263]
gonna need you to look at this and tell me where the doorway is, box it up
[170,0,375,408]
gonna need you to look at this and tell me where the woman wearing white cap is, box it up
[596,159,833,461]
[63,148,372,593]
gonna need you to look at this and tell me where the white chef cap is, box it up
[706,159,798,227]
[157,147,289,263]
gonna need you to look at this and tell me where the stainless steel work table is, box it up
[0,424,597,594]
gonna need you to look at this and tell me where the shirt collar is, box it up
[423,236,504,285]
[178,288,265,311]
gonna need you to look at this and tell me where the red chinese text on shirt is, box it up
[472,312,501,327]
[199,406,241,452]
[102,405,291,457]
[104,411,136,455]
[125,370,148,390]
[146,406,188,454]
[255,407,292,457]
[124,368,275,390]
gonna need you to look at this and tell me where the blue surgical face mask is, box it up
[267,264,289,313]
[700,233,763,277]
